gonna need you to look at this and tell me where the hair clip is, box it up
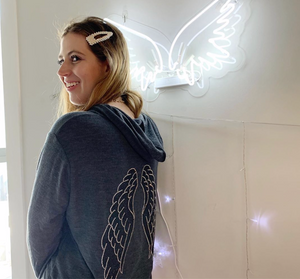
[86,31,113,45]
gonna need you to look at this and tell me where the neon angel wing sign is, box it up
[105,0,251,100]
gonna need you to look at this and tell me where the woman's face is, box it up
[57,32,109,106]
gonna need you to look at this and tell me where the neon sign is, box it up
[105,0,251,99]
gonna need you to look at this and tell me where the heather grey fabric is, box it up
[27,104,166,279]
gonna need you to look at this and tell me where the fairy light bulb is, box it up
[153,239,172,268]
[165,195,173,203]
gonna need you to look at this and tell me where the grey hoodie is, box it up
[27,104,166,279]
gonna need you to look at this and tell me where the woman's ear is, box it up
[104,59,110,73]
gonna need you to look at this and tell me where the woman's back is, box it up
[28,105,165,279]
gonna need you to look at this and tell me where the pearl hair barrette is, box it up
[86,31,113,45]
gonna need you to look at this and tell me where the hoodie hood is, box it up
[89,104,166,162]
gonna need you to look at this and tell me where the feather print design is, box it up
[101,168,138,279]
[141,165,157,258]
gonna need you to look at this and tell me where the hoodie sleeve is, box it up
[27,132,70,278]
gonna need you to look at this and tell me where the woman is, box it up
[27,16,166,279]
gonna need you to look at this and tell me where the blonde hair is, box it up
[57,16,143,118]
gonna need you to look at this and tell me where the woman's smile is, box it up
[64,81,80,91]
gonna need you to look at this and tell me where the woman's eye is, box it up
[58,59,64,65]
[71,55,81,63]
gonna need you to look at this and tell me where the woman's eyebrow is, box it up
[58,50,85,59]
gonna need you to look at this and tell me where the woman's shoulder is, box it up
[139,112,159,128]
[50,111,105,135]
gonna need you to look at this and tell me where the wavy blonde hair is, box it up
[57,16,143,118]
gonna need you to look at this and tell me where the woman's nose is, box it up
[57,62,71,77]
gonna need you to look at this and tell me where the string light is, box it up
[164,195,174,203]
[148,111,282,278]
[250,213,272,232]
[156,188,184,278]
[153,239,172,268]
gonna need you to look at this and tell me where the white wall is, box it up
[9,0,300,278]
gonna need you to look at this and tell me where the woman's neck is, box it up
[108,97,135,119]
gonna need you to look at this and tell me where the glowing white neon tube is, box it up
[187,11,224,47]
[169,0,240,88]
[105,0,245,92]
[168,0,219,70]
[104,18,163,73]
[176,0,239,87]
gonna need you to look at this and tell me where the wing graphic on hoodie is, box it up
[141,165,157,258]
[101,168,138,279]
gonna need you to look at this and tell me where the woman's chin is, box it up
[68,96,86,106]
